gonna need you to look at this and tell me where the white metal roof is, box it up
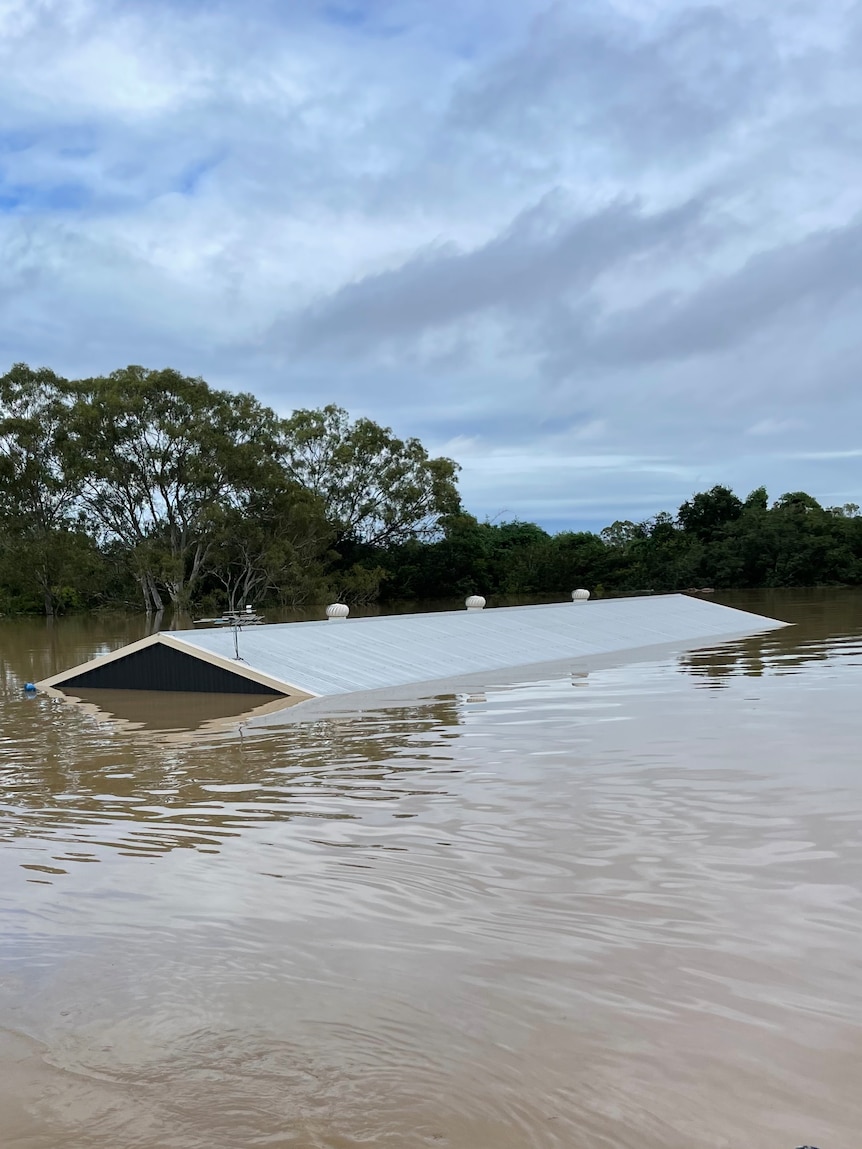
[158,594,784,698]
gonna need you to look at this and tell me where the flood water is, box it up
[1,589,861,1148]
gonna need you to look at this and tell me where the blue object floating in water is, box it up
[23,683,37,693]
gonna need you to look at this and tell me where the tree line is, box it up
[1,362,861,616]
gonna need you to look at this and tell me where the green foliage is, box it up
[0,364,104,614]
[678,485,743,542]
[375,483,862,601]
[279,404,460,546]
[0,363,464,614]
[63,366,284,610]
[203,481,333,612]
[3,360,862,616]
[326,563,388,606]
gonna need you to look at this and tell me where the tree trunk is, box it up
[148,573,165,612]
[140,571,164,613]
[165,579,186,609]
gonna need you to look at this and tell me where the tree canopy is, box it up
[63,366,286,609]
[0,364,93,615]
[0,363,462,614]
[3,360,862,616]
[279,404,460,547]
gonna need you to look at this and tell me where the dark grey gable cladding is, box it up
[60,641,284,695]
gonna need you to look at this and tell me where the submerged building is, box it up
[38,594,785,706]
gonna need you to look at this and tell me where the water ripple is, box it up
[2,590,862,1146]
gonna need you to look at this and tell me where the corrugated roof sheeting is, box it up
[171,594,784,698]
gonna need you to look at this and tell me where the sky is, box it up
[1,0,862,531]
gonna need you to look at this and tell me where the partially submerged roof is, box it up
[38,594,786,702]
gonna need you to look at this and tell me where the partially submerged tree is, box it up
[0,364,87,615]
[64,366,283,610]
[204,480,333,612]
[1,363,468,615]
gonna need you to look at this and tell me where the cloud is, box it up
[560,214,862,374]
[449,3,779,170]
[288,192,708,355]
[1,0,862,527]
[746,418,805,437]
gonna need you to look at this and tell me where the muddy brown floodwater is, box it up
[1,589,862,1148]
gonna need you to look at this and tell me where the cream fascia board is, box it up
[37,632,165,689]
[37,632,316,699]
[159,634,317,698]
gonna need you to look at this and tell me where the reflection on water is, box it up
[55,689,299,735]
[0,687,464,862]
[2,590,862,1148]
[681,587,862,685]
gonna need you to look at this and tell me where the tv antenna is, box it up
[232,604,253,661]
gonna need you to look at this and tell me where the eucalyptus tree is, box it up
[0,363,88,615]
[278,405,461,549]
[64,366,283,610]
[203,480,333,612]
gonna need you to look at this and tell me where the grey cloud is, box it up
[449,3,779,166]
[289,192,708,355]
[545,213,862,378]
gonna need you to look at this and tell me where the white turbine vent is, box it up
[465,595,486,611]
[572,589,591,601]
[326,602,350,621]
